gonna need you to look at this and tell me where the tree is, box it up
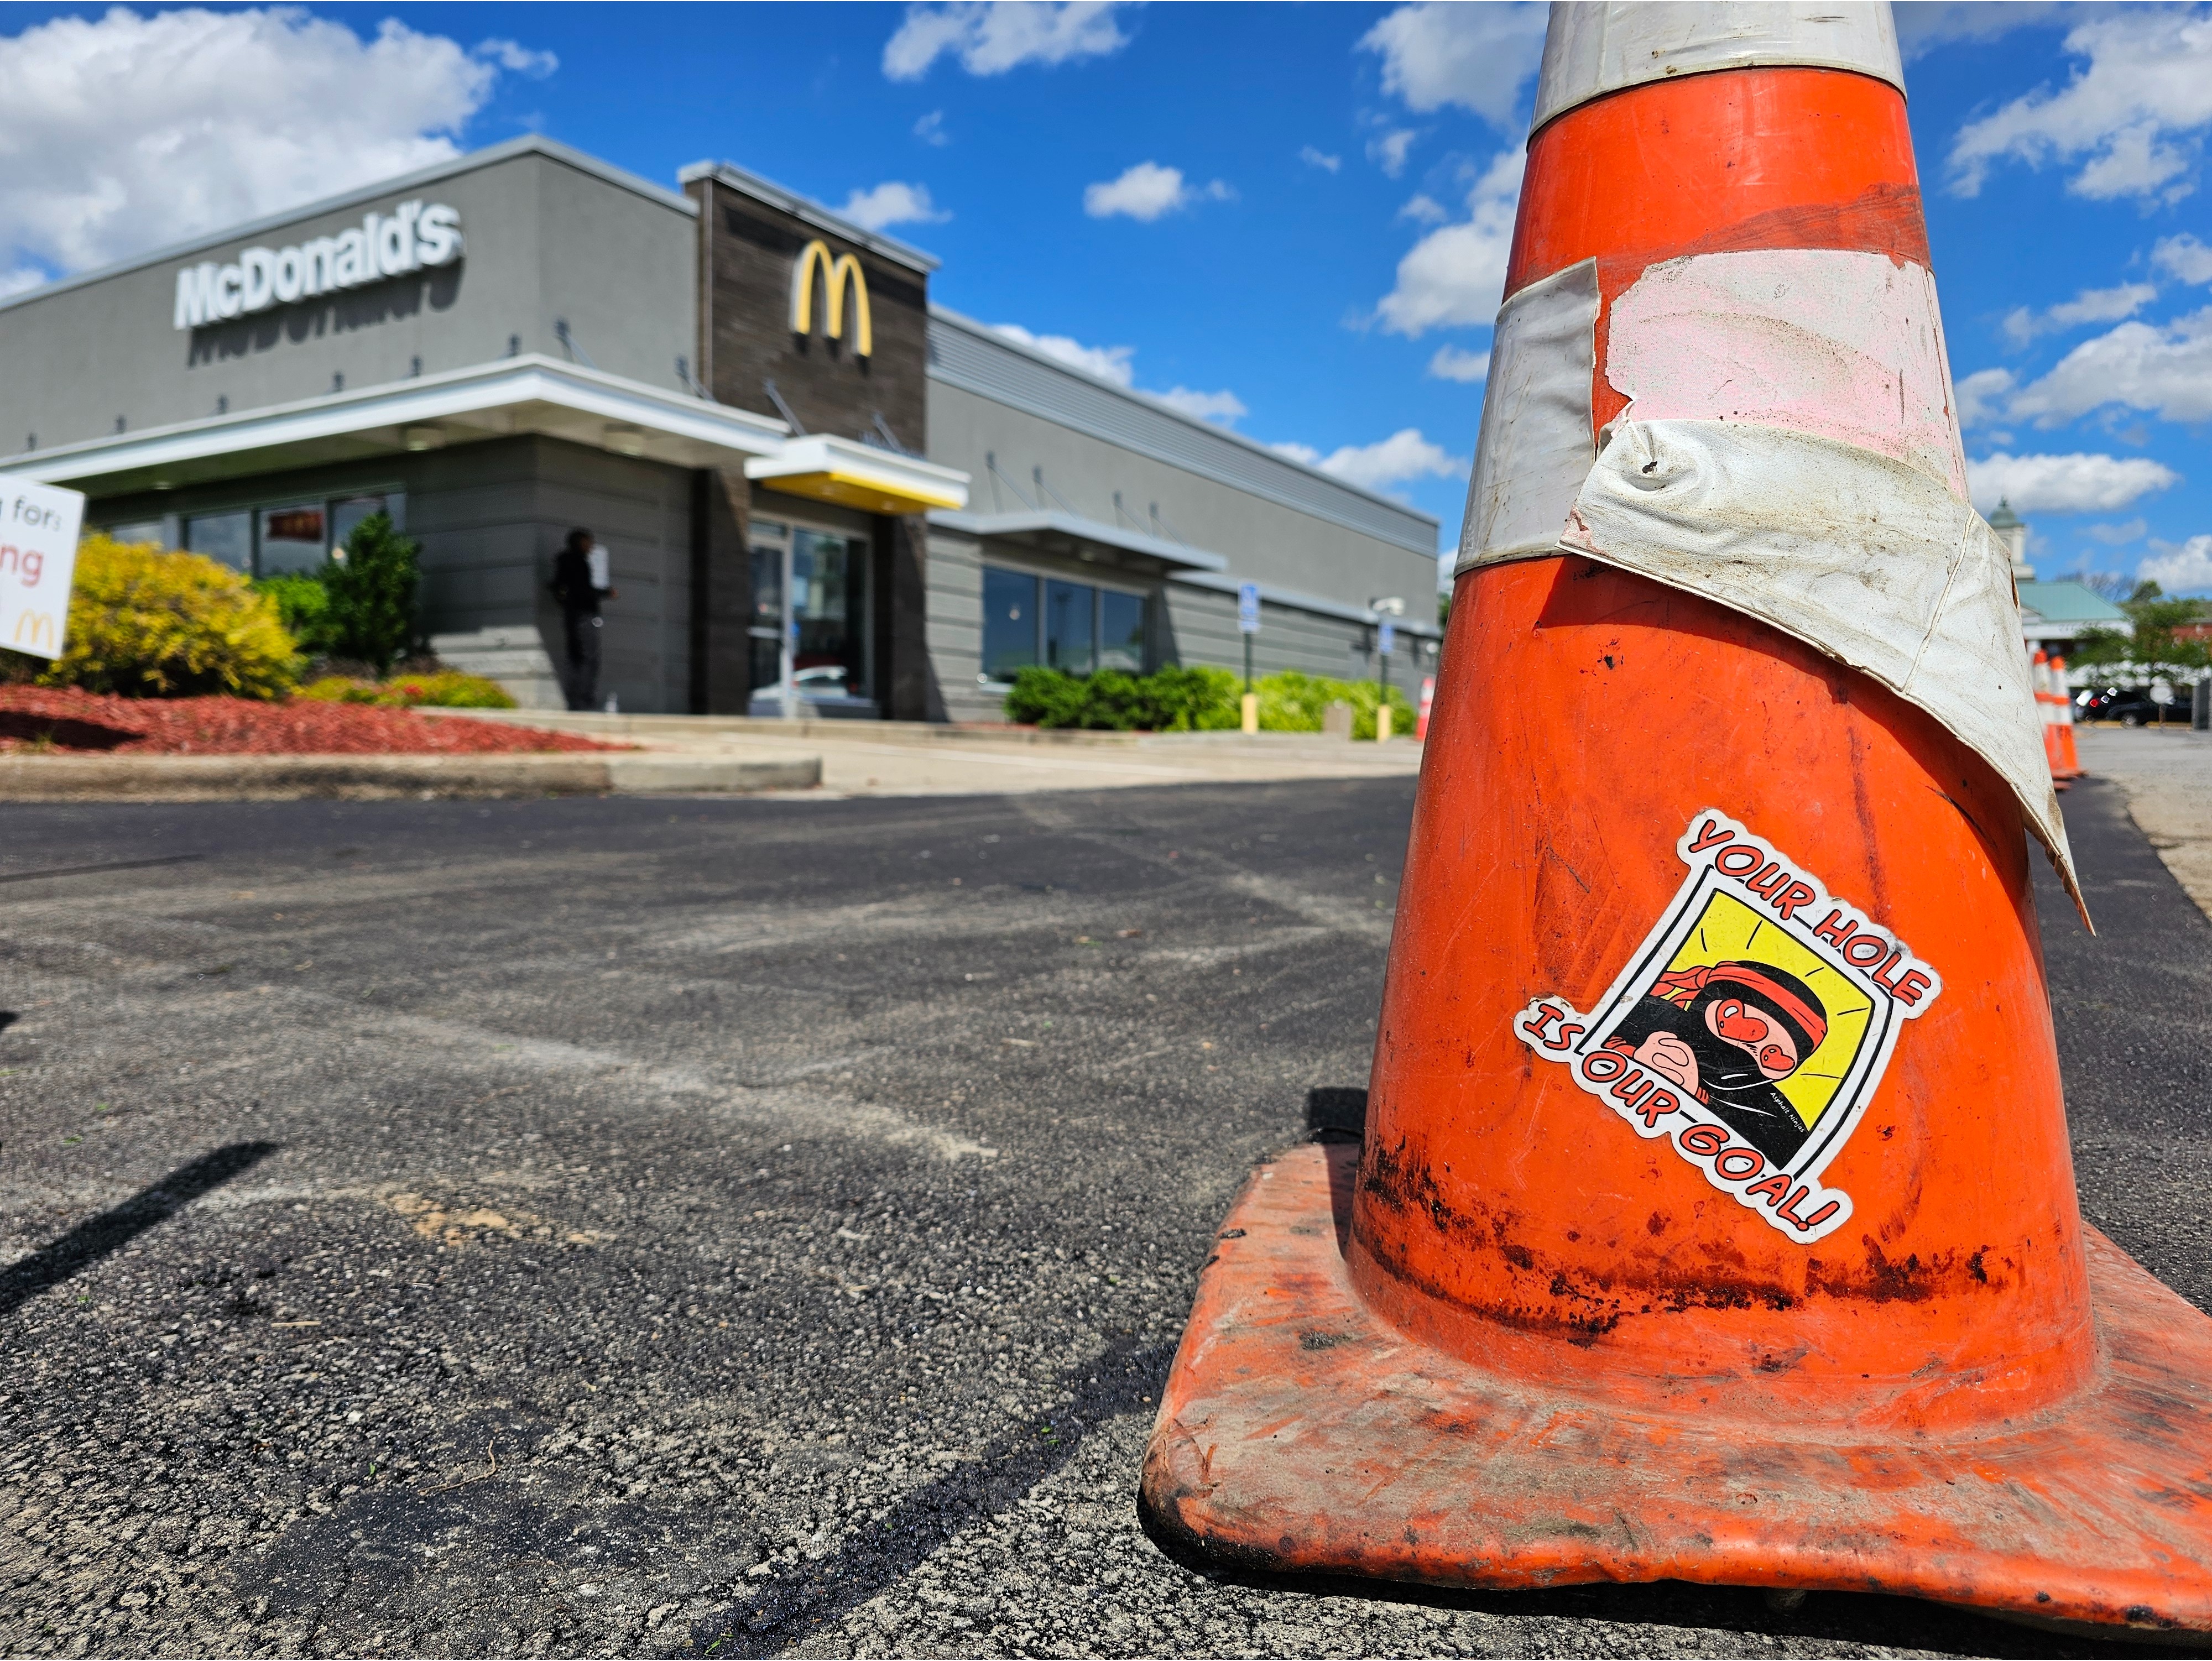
[322,512,420,673]
[2122,594,2210,685]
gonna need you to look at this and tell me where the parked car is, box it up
[2077,685,2195,725]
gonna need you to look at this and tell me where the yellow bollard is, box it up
[1240,692,1258,735]
[1376,705,1393,743]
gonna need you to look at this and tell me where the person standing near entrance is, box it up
[551,527,617,711]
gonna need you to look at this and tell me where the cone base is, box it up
[1140,1143,2212,1635]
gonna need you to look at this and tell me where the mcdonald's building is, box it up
[0,137,1440,718]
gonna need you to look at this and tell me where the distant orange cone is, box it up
[1414,675,1435,741]
[1144,2,2212,1634]
[2052,654,2085,777]
[2035,650,2070,779]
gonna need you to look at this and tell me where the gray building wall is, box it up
[925,312,1440,616]
[0,139,698,457]
[90,436,697,714]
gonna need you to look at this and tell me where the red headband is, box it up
[1701,964,1828,1049]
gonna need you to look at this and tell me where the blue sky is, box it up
[0,1,2206,591]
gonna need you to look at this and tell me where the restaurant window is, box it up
[980,565,1148,683]
[1044,579,1094,674]
[983,567,1037,682]
[183,490,400,578]
[185,510,252,573]
[1100,591,1146,672]
[258,504,326,575]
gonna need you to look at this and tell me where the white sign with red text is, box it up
[0,477,85,660]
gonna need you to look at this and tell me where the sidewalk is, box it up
[422,709,1426,796]
[2074,727,2212,918]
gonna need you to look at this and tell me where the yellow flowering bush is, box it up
[9,536,300,699]
[299,670,517,709]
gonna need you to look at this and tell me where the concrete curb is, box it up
[0,751,821,801]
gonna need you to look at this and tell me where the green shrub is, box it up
[1005,665,1093,727]
[299,670,516,709]
[1,536,299,699]
[1003,664,1244,731]
[1255,670,1413,740]
[323,511,420,673]
[1142,664,1242,731]
[252,572,340,657]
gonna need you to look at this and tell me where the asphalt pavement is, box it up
[0,774,2204,1659]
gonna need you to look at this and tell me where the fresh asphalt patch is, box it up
[0,779,2201,1659]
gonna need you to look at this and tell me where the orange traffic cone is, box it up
[1414,674,1436,741]
[2033,650,2077,782]
[1142,2,2212,1634]
[2052,654,2085,777]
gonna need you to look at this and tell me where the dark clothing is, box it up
[552,546,604,615]
[552,544,612,710]
[1608,993,1810,1166]
[562,611,603,712]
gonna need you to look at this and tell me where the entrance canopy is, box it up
[747,434,970,518]
[0,356,950,504]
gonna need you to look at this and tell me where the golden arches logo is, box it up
[11,610,54,651]
[788,239,872,358]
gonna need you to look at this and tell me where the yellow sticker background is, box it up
[1656,890,1875,1131]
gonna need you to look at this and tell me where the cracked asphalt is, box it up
[0,773,2204,1659]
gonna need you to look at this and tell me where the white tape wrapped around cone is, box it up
[1457,259,1600,570]
[1555,419,2078,910]
[1453,243,2076,911]
[1533,1,1906,133]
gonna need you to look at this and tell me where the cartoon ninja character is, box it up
[1605,962,1828,1166]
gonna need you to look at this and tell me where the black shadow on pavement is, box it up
[693,1333,1177,1658]
[0,1141,278,1317]
[1304,1085,1366,1142]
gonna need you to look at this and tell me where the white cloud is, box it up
[1358,2,1547,127]
[883,2,1130,80]
[839,181,950,231]
[1947,8,2212,202]
[1366,129,1417,178]
[1299,145,1340,174]
[1374,149,1523,336]
[2001,281,2158,344]
[2084,517,2148,546]
[993,322,1135,386]
[1427,344,1490,383]
[1965,451,2180,515]
[1272,427,1465,493]
[914,109,950,146]
[2138,534,2212,594]
[1955,367,2017,426]
[1895,2,2071,59]
[475,37,557,77]
[1155,386,1247,425]
[0,8,529,279]
[2153,232,2212,284]
[2007,305,2212,425]
[1082,161,1229,221]
[1397,192,1447,225]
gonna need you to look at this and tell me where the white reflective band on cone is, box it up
[1605,248,1968,500]
[1452,239,2082,913]
[1553,419,2079,912]
[1458,258,1599,570]
[1533,2,1906,133]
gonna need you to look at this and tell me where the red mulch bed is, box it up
[0,686,624,755]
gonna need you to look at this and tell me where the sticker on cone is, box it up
[1513,809,1939,1244]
